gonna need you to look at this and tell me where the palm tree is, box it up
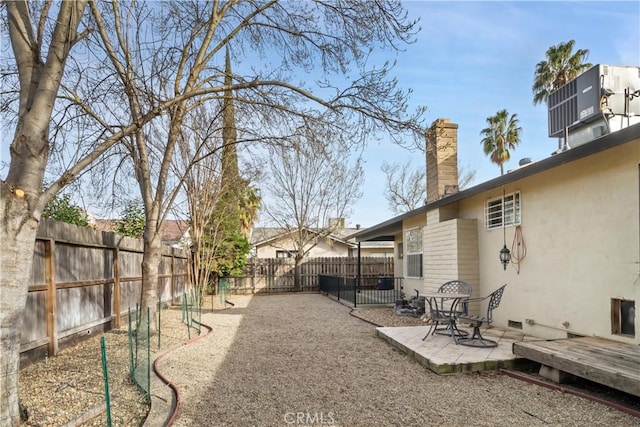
[532,40,592,105]
[238,183,261,237]
[480,110,522,175]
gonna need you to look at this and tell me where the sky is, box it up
[346,0,640,228]
[1,1,638,227]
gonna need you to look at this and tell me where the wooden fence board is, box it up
[22,291,46,343]
[223,256,394,294]
[20,219,189,361]
[120,280,142,314]
[30,240,46,284]
[118,250,143,277]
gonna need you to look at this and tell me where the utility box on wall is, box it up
[547,64,640,146]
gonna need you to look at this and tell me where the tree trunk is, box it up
[140,230,162,336]
[294,255,303,291]
[0,184,40,425]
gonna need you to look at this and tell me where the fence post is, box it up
[353,277,357,308]
[44,239,58,356]
[170,254,175,306]
[113,247,120,328]
[252,257,256,294]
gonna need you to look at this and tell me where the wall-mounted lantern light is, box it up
[499,188,511,271]
[499,244,511,271]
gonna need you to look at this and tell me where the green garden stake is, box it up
[136,302,140,329]
[100,337,113,427]
[182,291,186,323]
[128,307,134,382]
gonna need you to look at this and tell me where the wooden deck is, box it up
[513,336,640,397]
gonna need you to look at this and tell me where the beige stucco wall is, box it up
[394,231,404,279]
[256,236,351,258]
[422,216,480,310]
[456,140,639,344]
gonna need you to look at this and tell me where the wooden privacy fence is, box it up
[21,218,189,361]
[222,256,394,294]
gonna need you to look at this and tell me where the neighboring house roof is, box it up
[93,219,116,233]
[94,218,190,245]
[351,123,640,242]
[160,220,190,244]
[251,226,359,248]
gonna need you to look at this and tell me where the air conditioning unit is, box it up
[547,64,640,146]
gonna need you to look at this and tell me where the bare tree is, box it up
[382,161,476,214]
[175,100,261,306]
[1,1,426,421]
[262,129,364,289]
[1,3,91,423]
[382,161,426,214]
[85,0,428,326]
[175,106,224,305]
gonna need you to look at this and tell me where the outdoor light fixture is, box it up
[499,188,511,271]
[499,244,511,271]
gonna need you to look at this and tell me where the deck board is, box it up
[513,337,640,397]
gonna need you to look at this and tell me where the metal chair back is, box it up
[486,284,507,323]
[438,280,472,295]
[438,280,472,314]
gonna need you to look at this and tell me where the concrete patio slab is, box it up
[376,324,538,374]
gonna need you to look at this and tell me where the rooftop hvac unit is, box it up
[547,64,640,145]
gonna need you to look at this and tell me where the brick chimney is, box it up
[426,118,459,204]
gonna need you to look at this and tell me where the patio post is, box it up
[355,242,361,308]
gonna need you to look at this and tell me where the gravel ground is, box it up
[18,294,638,426]
[158,294,637,427]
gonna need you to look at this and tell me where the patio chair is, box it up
[422,280,472,340]
[455,284,507,348]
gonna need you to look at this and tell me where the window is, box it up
[276,250,297,258]
[485,191,521,229]
[612,299,635,337]
[405,228,423,278]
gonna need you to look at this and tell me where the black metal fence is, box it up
[318,275,356,305]
[219,257,394,295]
[318,275,404,307]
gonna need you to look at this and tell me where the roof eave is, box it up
[350,123,639,242]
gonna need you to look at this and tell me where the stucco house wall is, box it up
[424,216,479,287]
[456,140,639,344]
[394,231,404,280]
[350,121,638,344]
[255,235,352,258]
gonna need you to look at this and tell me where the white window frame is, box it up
[485,191,521,230]
[275,250,297,258]
[405,227,423,278]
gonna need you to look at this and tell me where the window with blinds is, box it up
[405,227,423,278]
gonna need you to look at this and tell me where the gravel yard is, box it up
[160,294,636,426]
[18,293,638,426]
